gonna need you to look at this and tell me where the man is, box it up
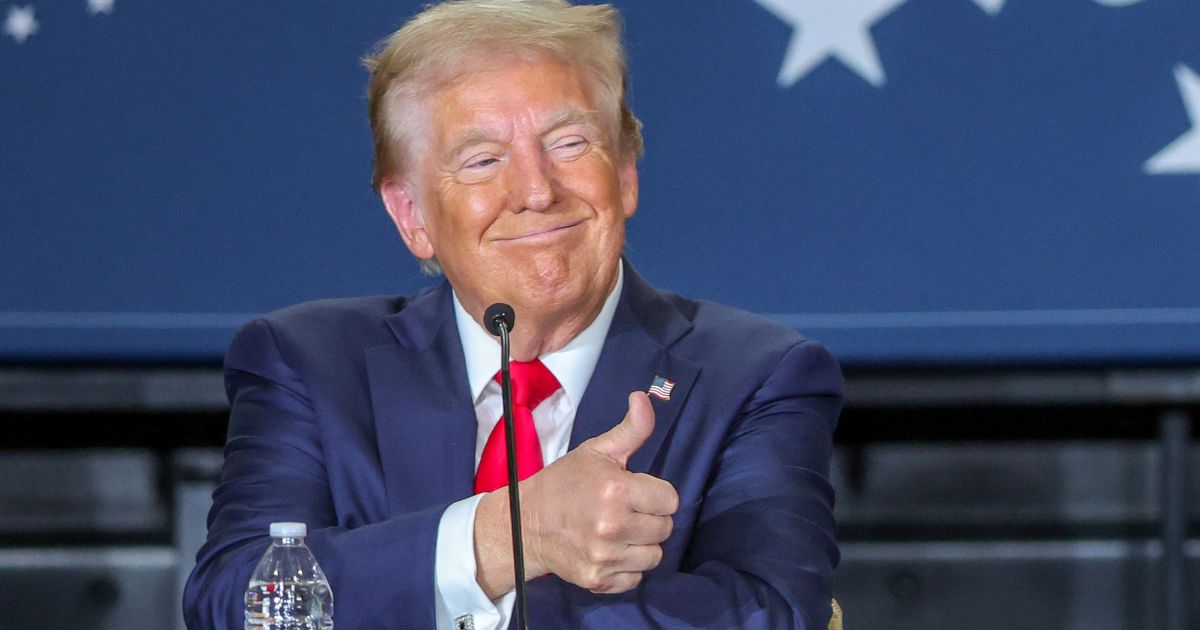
[183,1,842,628]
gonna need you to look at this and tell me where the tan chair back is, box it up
[829,598,843,630]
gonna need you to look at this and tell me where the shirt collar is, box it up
[452,264,623,406]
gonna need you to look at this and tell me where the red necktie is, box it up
[474,359,561,494]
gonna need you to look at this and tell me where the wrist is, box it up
[517,479,547,578]
[474,490,516,599]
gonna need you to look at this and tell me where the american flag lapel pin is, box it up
[647,375,676,401]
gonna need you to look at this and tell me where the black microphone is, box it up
[484,302,515,337]
[483,302,530,630]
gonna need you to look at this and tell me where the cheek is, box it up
[570,162,626,212]
[432,188,504,245]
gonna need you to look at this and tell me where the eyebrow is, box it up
[441,107,604,163]
[538,107,603,137]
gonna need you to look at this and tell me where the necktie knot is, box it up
[496,358,561,410]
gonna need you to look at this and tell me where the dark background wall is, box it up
[3,0,1197,364]
[1,1,1198,629]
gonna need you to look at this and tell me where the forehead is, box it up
[428,57,598,146]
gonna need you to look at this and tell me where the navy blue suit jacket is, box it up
[183,262,843,629]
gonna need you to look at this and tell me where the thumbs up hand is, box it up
[513,392,679,594]
[590,390,657,467]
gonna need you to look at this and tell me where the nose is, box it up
[508,144,557,213]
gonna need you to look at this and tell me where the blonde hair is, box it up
[363,0,644,193]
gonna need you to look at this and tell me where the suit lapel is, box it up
[570,262,701,475]
[367,283,477,515]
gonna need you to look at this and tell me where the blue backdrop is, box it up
[2,0,1198,365]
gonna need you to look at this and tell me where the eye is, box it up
[549,136,590,158]
[464,155,501,170]
[455,153,504,184]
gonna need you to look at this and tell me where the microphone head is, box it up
[483,303,515,336]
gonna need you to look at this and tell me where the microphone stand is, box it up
[489,305,530,630]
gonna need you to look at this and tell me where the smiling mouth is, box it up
[495,220,584,242]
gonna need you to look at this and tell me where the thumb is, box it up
[591,391,656,467]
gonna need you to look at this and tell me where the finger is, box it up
[589,391,656,466]
[627,473,679,516]
[612,543,664,574]
[620,512,674,545]
[588,571,643,595]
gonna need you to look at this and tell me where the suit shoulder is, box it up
[658,291,827,368]
[653,291,842,404]
[227,291,430,363]
[261,295,407,331]
[663,291,808,344]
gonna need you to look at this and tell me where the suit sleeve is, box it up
[522,339,843,629]
[182,318,448,629]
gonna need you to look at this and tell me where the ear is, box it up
[381,179,436,261]
[618,156,639,219]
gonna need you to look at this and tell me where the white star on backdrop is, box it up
[973,0,1145,14]
[972,0,1006,15]
[752,0,909,88]
[1145,64,1200,175]
[3,5,38,44]
[87,0,115,16]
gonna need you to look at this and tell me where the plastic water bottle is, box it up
[244,522,334,630]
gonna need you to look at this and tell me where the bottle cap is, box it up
[269,522,307,538]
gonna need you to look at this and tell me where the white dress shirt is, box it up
[434,265,624,630]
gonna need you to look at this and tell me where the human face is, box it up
[382,57,638,337]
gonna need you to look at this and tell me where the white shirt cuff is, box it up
[435,494,517,630]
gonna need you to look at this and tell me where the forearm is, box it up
[516,474,837,629]
[474,489,519,599]
[523,562,832,629]
[185,503,447,629]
